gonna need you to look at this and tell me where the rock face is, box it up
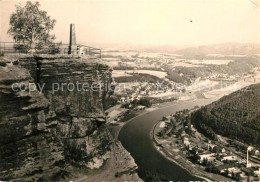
[0,56,114,181]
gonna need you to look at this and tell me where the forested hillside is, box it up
[191,83,260,147]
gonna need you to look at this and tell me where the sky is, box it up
[0,0,260,46]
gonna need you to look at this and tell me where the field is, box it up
[112,69,167,78]
[186,59,234,65]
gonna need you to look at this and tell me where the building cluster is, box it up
[116,82,179,104]
[179,130,260,181]
[158,110,260,181]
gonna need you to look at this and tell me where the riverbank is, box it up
[152,120,231,181]
[118,97,224,181]
[93,102,178,181]
[112,63,260,181]
[107,100,183,139]
[115,76,254,181]
[89,101,183,181]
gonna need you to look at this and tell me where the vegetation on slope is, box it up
[164,56,260,83]
[114,73,166,83]
[191,83,260,147]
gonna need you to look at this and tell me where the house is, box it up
[199,153,215,163]
[215,166,242,178]
[140,91,146,95]
[190,124,196,132]
[207,143,217,150]
[221,148,226,153]
[183,137,190,147]
[254,167,260,177]
[180,131,187,138]
[221,155,238,162]
[215,164,241,177]
[136,105,146,110]
[238,172,247,181]
[227,167,241,175]
[120,97,126,103]
[214,164,233,174]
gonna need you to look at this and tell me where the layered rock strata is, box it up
[0,56,116,181]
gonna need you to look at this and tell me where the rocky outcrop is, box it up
[0,62,65,181]
[19,56,113,117]
[0,56,114,181]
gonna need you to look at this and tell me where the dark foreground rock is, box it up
[0,56,140,181]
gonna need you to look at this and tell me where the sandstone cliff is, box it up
[0,56,140,181]
[0,61,65,181]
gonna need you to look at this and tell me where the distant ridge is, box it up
[174,43,260,56]
[84,42,260,55]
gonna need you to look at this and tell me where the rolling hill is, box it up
[174,43,260,57]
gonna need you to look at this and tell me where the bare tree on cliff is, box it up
[8,1,60,54]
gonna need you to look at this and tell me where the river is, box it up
[118,97,221,181]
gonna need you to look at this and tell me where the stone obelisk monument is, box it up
[68,24,76,54]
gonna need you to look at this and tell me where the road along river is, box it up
[118,97,221,181]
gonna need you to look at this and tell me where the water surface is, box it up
[119,98,219,181]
